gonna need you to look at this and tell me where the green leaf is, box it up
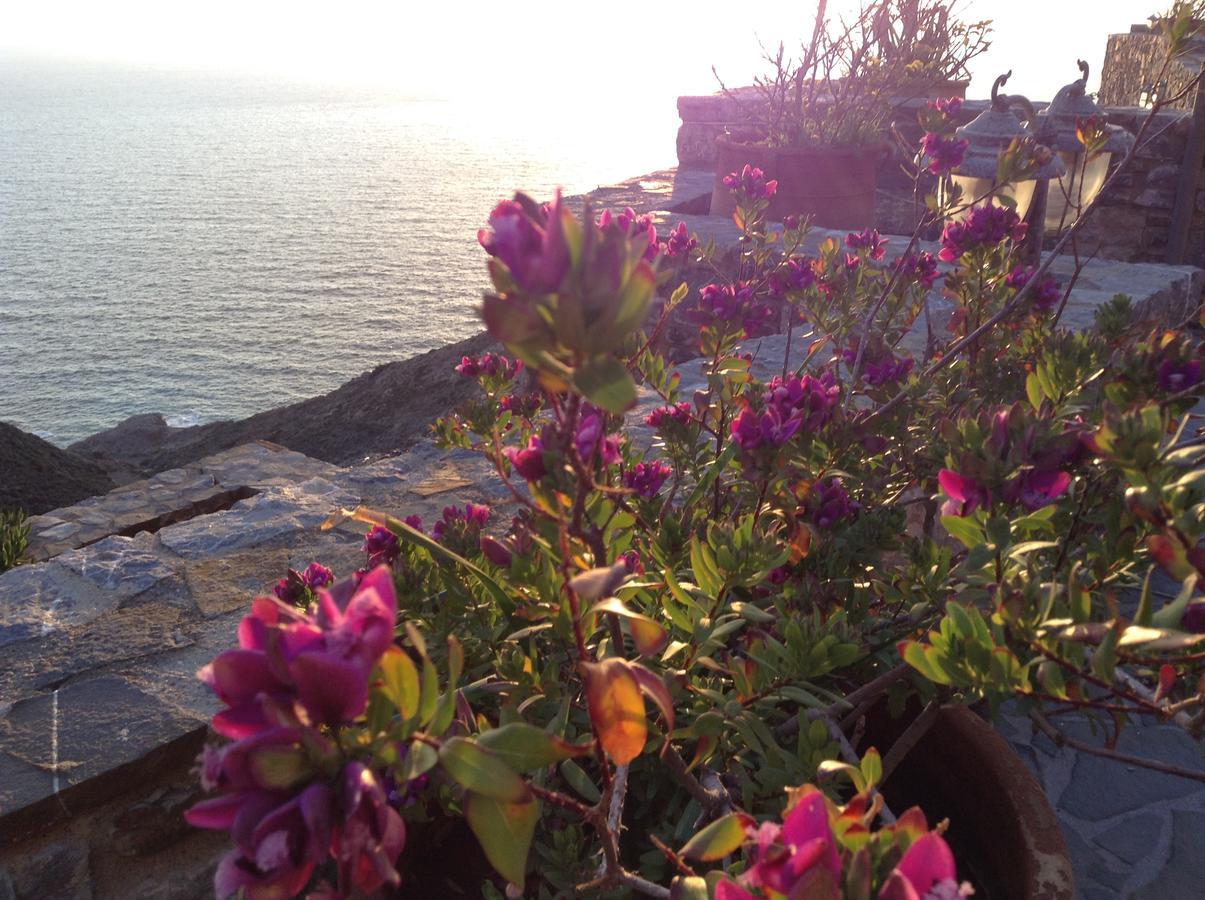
[559,759,601,803]
[683,441,739,510]
[670,875,710,900]
[591,596,669,657]
[378,648,420,720]
[940,515,984,549]
[398,741,438,781]
[464,791,540,891]
[438,737,529,802]
[1025,372,1044,410]
[1151,574,1199,629]
[572,356,637,414]
[860,747,882,788]
[680,812,754,861]
[477,723,591,773]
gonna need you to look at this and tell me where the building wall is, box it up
[1099,27,1204,110]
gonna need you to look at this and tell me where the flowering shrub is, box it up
[191,75,1205,897]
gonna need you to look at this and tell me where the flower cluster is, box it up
[576,409,623,466]
[809,478,858,529]
[939,204,1028,263]
[715,788,969,900]
[645,402,693,429]
[894,251,940,290]
[273,562,335,606]
[623,460,673,498]
[363,525,401,569]
[1157,358,1201,394]
[921,132,969,175]
[687,282,777,339]
[455,352,523,380]
[478,192,570,294]
[731,373,841,458]
[504,432,547,481]
[663,221,698,258]
[1005,266,1062,312]
[432,504,490,551]
[845,228,888,260]
[187,568,405,898]
[600,206,659,262]
[843,344,915,387]
[769,256,818,298]
[723,164,778,201]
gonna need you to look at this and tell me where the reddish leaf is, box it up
[581,658,647,764]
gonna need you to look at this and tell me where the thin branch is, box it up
[1029,710,1205,783]
[881,699,941,784]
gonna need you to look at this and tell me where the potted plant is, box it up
[711,1,989,228]
[870,0,992,103]
[184,18,1204,894]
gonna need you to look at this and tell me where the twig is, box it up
[777,662,912,738]
[821,714,896,823]
[880,699,941,784]
[1029,710,1205,783]
[662,744,732,815]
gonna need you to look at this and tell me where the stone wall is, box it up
[676,92,1205,268]
[1099,26,1205,109]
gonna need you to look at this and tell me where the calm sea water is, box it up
[0,61,676,445]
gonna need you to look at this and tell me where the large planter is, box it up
[866,704,1075,900]
[890,77,970,104]
[711,137,887,229]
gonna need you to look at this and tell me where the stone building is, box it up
[1100,19,1205,109]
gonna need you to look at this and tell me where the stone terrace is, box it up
[1,174,1202,897]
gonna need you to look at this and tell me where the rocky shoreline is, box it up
[2,332,499,515]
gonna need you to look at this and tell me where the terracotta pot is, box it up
[711,137,888,229]
[866,704,1075,900]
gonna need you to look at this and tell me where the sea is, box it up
[0,60,676,445]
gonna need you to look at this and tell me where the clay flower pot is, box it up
[711,137,889,230]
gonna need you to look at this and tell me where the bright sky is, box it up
[0,1,1163,102]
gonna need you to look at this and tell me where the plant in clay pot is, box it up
[711,1,987,226]
[186,7,1205,898]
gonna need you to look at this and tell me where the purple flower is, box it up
[207,782,335,900]
[1184,602,1205,633]
[731,404,803,452]
[845,228,887,260]
[362,525,400,569]
[301,563,334,591]
[575,412,621,466]
[765,372,840,431]
[769,256,817,297]
[504,434,547,481]
[454,355,480,377]
[895,251,939,289]
[645,402,693,429]
[620,550,644,574]
[478,190,571,294]
[499,392,541,418]
[1007,469,1071,511]
[811,478,857,529]
[738,789,841,897]
[663,221,698,257]
[403,514,423,532]
[723,164,778,201]
[1005,265,1061,311]
[928,96,963,120]
[938,469,990,518]
[479,535,514,568]
[939,204,1028,263]
[921,132,969,175]
[879,832,970,900]
[335,763,406,895]
[623,460,673,498]
[432,504,491,546]
[1157,358,1201,394]
[843,345,915,387]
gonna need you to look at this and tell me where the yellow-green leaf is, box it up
[438,737,529,802]
[464,791,540,891]
[680,811,754,861]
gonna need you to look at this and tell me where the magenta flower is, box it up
[1005,265,1062,311]
[479,535,514,568]
[620,550,644,574]
[769,256,817,297]
[478,190,571,294]
[723,164,778,201]
[334,763,406,894]
[765,372,840,431]
[432,504,491,548]
[403,514,423,532]
[842,345,914,386]
[362,525,400,569]
[811,478,858,529]
[575,412,622,466]
[895,251,940,289]
[623,460,673,498]
[731,404,803,453]
[929,96,963,120]
[921,133,969,175]
[499,392,542,418]
[208,782,335,900]
[938,469,990,518]
[1184,602,1205,633]
[939,204,1028,263]
[302,563,334,591]
[1157,358,1201,394]
[504,434,547,481]
[846,228,888,260]
[1007,469,1071,511]
[645,402,693,429]
[454,355,480,377]
[878,832,969,900]
[740,789,841,897]
[663,221,697,257]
